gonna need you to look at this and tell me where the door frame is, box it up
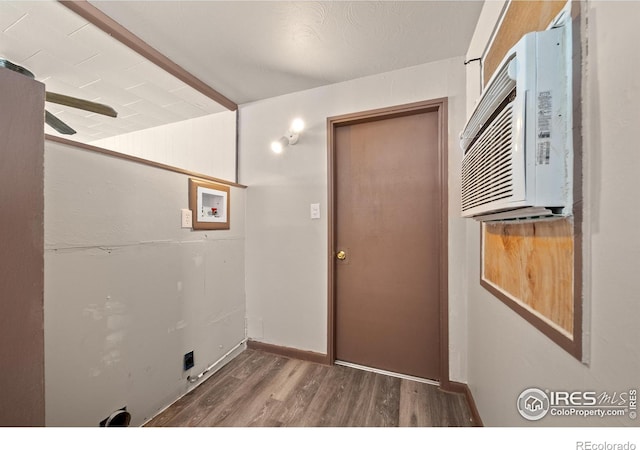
[326,98,450,387]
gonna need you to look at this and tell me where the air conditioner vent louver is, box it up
[460,55,516,153]
[461,103,514,212]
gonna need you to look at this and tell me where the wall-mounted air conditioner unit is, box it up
[460,22,572,222]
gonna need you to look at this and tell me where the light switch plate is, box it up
[310,203,320,219]
[181,209,193,228]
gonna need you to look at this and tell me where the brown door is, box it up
[333,105,443,380]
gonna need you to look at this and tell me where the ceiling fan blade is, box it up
[0,58,35,78]
[45,110,76,135]
[46,92,118,118]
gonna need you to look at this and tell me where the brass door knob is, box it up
[336,250,346,260]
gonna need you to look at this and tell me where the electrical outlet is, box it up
[183,351,194,370]
[181,209,192,228]
[310,203,320,219]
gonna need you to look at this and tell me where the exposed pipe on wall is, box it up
[186,339,247,383]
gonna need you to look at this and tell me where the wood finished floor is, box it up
[145,349,474,427]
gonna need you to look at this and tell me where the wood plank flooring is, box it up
[145,349,474,427]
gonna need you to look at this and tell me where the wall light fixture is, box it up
[271,118,305,154]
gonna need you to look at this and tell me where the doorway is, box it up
[327,99,448,383]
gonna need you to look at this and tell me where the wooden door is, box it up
[332,104,444,381]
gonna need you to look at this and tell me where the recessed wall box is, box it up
[188,178,230,230]
[183,351,194,371]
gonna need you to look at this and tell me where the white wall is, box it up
[465,1,640,426]
[44,140,246,426]
[239,57,469,382]
[92,110,237,182]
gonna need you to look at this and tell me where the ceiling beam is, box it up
[59,0,238,111]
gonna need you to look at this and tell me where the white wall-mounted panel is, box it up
[44,139,245,426]
[91,110,237,183]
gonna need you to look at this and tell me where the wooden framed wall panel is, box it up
[479,0,583,360]
[482,219,574,336]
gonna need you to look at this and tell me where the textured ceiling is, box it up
[0,0,227,143]
[0,1,484,143]
[89,0,485,104]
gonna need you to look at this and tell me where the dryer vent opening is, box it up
[100,407,131,427]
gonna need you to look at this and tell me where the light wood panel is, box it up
[145,349,475,427]
[483,219,574,334]
[484,0,567,85]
